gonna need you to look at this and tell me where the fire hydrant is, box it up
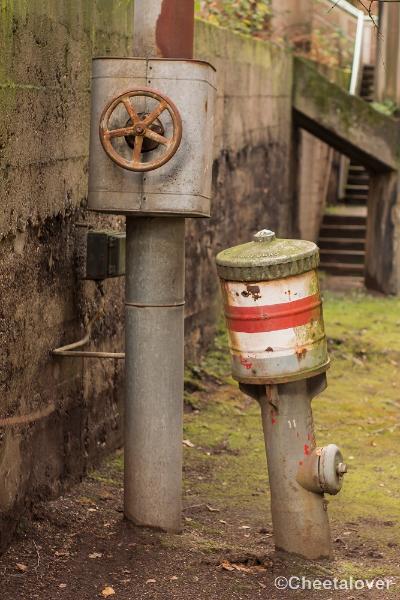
[216,229,347,560]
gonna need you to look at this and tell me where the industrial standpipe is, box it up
[87,56,216,531]
[216,229,347,560]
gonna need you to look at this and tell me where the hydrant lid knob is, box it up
[253,229,275,243]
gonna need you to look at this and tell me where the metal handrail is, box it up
[326,0,363,19]
[325,0,365,94]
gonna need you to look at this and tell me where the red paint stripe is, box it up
[225,294,321,333]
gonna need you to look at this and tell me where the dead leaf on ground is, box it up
[101,586,115,597]
[206,504,220,513]
[146,579,156,584]
[219,559,267,574]
[220,560,235,572]
[16,563,28,573]
[182,439,195,448]
[89,552,103,559]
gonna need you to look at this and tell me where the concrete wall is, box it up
[375,3,400,105]
[187,22,294,355]
[271,0,312,40]
[0,6,294,550]
[297,131,333,241]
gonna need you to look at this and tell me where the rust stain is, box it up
[304,444,311,456]
[241,284,261,301]
[296,346,307,360]
[239,356,253,370]
[156,0,194,59]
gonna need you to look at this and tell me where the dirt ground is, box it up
[1,279,399,599]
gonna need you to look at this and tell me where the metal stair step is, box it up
[345,184,369,191]
[320,224,366,239]
[319,249,365,265]
[347,177,369,186]
[318,237,365,251]
[322,214,366,226]
[319,262,365,276]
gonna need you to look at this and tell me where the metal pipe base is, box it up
[249,377,333,560]
[124,217,185,533]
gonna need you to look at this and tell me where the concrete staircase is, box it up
[318,209,366,276]
[317,65,374,277]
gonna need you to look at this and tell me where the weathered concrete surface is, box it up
[0,0,134,552]
[297,130,333,241]
[187,21,294,357]
[293,57,400,172]
[296,63,350,242]
[366,172,400,295]
[0,7,295,552]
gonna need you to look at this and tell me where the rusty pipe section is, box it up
[124,217,185,532]
[133,0,194,59]
[254,377,333,560]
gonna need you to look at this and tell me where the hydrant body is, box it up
[216,229,346,560]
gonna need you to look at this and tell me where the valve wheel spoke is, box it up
[122,97,140,124]
[143,101,167,126]
[144,128,170,146]
[106,126,135,139]
[132,135,144,163]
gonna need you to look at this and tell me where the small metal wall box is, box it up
[216,229,329,384]
[88,58,216,218]
[86,230,126,280]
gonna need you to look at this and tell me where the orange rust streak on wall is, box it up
[156,0,194,59]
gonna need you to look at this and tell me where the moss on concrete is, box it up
[293,57,400,169]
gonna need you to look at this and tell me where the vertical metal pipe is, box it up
[124,0,194,532]
[257,380,332,559]
[124,217,185,532]
[133,0,194,59]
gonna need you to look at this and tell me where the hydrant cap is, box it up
[216,229,319,281]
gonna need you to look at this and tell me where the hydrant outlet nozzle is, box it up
[337,462,348,476]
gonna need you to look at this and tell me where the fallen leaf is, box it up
[170,576,178,581]
[206,504,220,513]
[240,525,251,529]
[55,550,69,557]
[219,560,267,574]
[79,496,96,506]
[59,584,67,589]
[89,552,103,559]
[16,563,28,572]
[146,579,156,584]
[101,586,115,597]
[182,439,195,448]
[220,560,235,572]
[219,519,227,525]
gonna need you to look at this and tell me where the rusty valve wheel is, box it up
[99,88,182,172]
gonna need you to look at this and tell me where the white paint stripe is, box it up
[223,271,316,308]
[228,327,298,352]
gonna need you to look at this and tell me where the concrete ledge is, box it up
[293,57,400,172]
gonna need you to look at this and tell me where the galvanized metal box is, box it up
[88,58,216,218]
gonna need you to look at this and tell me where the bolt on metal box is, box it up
[86,230,126,280]
[88,58,216,218]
